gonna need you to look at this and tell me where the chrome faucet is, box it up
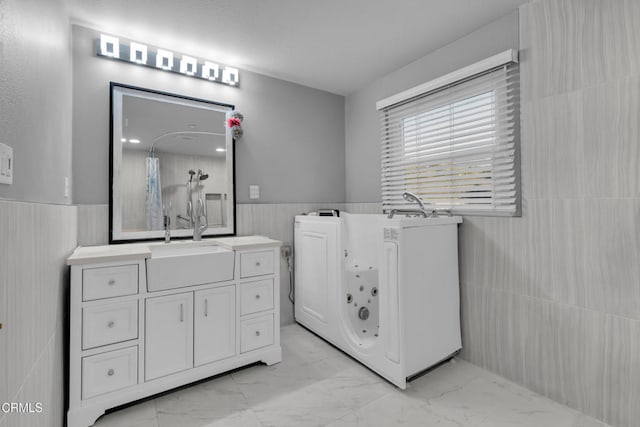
[164,217,171,243]
[163,204,171,243]
[193,198,208,241]
[402,191,426,210]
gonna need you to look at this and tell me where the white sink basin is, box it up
[146,243,235,292]
[150,243,229,258]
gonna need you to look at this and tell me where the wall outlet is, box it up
[281,244,292,258]
[64,177,70,198]
[249,185,260,199]
[0,143,14,185]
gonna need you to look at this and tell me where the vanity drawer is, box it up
[240,314,274,353]
[82,301,138,350]
[240,250,274,278]
[82,346,138,399]
[240,279,274,316]
[83,264,138,301]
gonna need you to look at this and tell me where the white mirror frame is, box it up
[110,83,236,243]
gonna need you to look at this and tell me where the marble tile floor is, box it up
[94,324,610,427]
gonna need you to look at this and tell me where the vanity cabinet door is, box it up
[194,286,236,367]
[145,293,193,381]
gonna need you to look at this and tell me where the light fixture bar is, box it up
[95,34,240,87]
[130,42,148,64]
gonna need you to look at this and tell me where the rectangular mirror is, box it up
[110,83,236,243]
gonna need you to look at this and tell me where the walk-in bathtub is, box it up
[294,212,462,389]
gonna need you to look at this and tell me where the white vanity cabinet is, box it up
[66,237,282,427]
[194,286,236,366]
[145,293,194,380]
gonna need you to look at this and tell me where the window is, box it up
[378,52,520,216]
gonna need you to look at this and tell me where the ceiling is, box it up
[69,0,528,95]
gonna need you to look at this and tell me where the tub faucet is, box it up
[163,204,171,243]
[402,192,426,210]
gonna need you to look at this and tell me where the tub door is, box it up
[294,217,339,339]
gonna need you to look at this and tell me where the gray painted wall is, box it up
[344,11,519,202]
[72,25,346,205]
[0,0,73,205]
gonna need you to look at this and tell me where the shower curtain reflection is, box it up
[146,156,164,230]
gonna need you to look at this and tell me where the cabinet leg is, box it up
[67,406,105,427]
[261,346,282,366]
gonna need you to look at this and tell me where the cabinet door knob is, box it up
[108,279,116,285]
[255,294,260,300]
[255,262,261,267]
[107,369,115,376]
[107,321,115,328]
[255,330,261,337]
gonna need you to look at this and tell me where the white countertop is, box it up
[67,235,282,266]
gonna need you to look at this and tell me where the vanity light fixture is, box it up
[202,61,219,81]
[128,139,141,144]
[156,49,174,71]
[216,148,226,152]
[222,67,239,86]
[130,42,148,64]
[180,55,198,76]
[96,34,240,87]
[100,34,120,58]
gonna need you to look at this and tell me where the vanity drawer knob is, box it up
[255,261,261,267]
[107,369,115,377]
[255,330,261,337]
[107,321,115,328]
[108,279,116,286]
[255,294,261,300]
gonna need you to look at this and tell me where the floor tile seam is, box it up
[328,390,394,425]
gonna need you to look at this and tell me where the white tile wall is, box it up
[458,2,640,426]
[0,200,77,427]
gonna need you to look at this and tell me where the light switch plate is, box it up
[0,143,13,185]
[249,185,260,200]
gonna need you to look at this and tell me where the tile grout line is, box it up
[7,327,59,409]
[463,280,640,323]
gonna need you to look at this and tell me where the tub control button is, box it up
[358,306,370,320]
[107,321,115,328]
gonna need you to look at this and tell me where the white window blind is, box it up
[378,52,520,216]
